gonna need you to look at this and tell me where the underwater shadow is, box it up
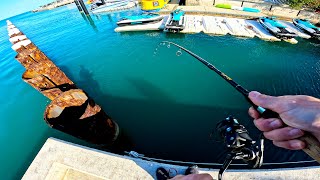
[77,65,104,98]
[126,77,174,102]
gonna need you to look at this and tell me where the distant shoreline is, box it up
[32,0,74,13]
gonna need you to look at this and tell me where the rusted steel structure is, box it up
[45,89,119,144]
[6,20,119,146]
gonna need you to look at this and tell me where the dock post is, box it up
[74,0,83,12]
[269,5,273,11]
[241,1,244,7]
[297,10,301,16]
[87,15,98,31]
[78,0,90,15]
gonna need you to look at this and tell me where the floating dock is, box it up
[181,15,203,34]
[245,19,280,41]
[114,14,316,44]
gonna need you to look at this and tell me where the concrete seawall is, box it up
[23,138,320,179]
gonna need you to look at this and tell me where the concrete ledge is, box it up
[161,3,320,23]
[23,138,320,179]
[159,6,264,19]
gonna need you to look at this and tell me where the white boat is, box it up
[117,13,163,26]
[91,1,132,14]
[115,19,164,32]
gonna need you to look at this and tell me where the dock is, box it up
[114,13,312,43]
[112,0,320,44]
[23,138,320,179]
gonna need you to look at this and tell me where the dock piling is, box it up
[6,20,120,146]
[74,0,83,12]
[297,10,301,17]
[44,89,119,145]
[269,5,273,11]
[77,0,90,15]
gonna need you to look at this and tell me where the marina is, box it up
[115,13,314,43]
[107,1,319,44]
[31,0,320,44]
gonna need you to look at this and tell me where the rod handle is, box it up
[256,106,320,163]
[299,133,320,163]
[260,108,279,119]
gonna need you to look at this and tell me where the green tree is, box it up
[289,0,320,9]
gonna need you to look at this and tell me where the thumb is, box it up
[249,91,281,112]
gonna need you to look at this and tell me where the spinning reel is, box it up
[216,116,264,180]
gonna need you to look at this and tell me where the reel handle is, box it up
[254,105,320,163]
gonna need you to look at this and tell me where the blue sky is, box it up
[0,0,54,20]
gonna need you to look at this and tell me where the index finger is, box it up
[248,106,260,119]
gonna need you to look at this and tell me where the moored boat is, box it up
[293,19,320,38]
[258,17,297,39]
[90,0,131,13]
[117,13,163,26]
[164,9,185,32]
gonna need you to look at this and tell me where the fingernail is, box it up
[289,129,303,136]
[291,142,302,149]
[270,120,281,128]
[248,109,254,117]
[249,91,261,98]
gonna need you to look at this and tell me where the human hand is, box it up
[248,91,320,150]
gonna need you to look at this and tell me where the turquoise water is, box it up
[1,4,320,179]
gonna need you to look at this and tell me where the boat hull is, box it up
[117,15,163,26]
[91,1,130,13]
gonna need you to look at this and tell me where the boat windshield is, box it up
[298,20,318,29]
[172,10,184,21]
[264,18,286,28]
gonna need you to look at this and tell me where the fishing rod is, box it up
[159,41,320,163]
[161,41,275,118]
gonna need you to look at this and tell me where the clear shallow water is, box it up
[1,4,320,179]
